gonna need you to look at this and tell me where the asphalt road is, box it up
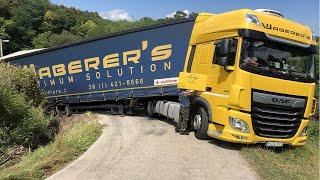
[47,114,258,180]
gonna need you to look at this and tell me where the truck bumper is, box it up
[207,109,309,146]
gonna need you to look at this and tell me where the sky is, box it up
[51,0,320,35]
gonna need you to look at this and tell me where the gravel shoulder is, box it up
[47,114,259,180]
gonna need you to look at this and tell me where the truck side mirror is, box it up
[217,39,230,56]
[213,38,237,71]
[217,56,228,66]
[214,39,231,66]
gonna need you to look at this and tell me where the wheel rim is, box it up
[193,114,202,130]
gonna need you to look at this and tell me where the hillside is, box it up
[0,0,191,55]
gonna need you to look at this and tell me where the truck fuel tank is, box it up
[154,101,180,123]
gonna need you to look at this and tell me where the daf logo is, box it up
[272,98,291,104]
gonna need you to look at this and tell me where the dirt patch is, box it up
[58,112,98,134]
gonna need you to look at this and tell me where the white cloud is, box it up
[99,9,132,21]
[166,9,190,18]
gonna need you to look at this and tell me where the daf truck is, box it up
[2,9,318,146]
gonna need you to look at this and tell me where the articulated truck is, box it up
[2,9,318,146]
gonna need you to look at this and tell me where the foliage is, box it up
[0,64,51,150]
[315,37,319,83]
[0,64,44,106]
[173,10,188,20]
[0,114,102,179]
[32,31,52,48]
[0,87,49,149]
[0,0,195,54]
[48,30,82,47]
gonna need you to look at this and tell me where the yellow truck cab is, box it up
[181,9,318,146]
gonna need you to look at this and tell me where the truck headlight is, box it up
[245,14,260,26]
[229,117,249,133]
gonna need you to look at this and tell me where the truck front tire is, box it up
[146,101,155,117]
[193,107,209,140]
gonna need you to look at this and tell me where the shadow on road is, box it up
[208,139,244,151]
[75,110,290,153]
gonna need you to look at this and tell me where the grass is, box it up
[0,113,102,179]
[241,121,319,180]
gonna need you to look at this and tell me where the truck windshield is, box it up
[240,39,315,83]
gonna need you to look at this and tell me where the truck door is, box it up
[207,38,239,96]
[187,38,239,96]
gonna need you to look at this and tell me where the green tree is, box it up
[32,31,52,48]
[174,10,188,19]
[71,20,98,38]
[0,0,161,54]
[49,30,82,46]
[189,12,198,18]
[166,10,197,20]
[3,0,50,53]
[0,0,10,18]
[315,37,319,82]
[0,17,9,39]
[41,10,59,32]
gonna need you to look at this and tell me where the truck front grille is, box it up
[251,91,306,139]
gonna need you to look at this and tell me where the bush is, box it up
[0,116,102,179]
[0,64,44,106]
[0,64,52,151]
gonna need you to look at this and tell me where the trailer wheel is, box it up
[65,105,72,117]
[56,105,72,117]
[55,106,63,117]
[193,106,209,140]
[146,101,155,118]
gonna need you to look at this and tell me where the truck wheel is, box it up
[147,101,155,117]
[193,107,209,140]
[56,105,72,117]
[55,106,64,117]
[65,105,72,117]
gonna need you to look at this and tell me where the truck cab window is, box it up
[212,38,238,66]
[240,39,315,83]
[187,45,196,72]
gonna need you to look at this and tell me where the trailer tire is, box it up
[147,101,155,118]
[56,105,72,117]
[65,105,72,117]
[55,106,63,117]
[193,106,209,140]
